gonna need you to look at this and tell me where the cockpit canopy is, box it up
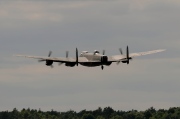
[94,50,100,54]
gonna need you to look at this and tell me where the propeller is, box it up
[116,48,123,65]
[116,46,131,65]
[126,46,129,64]
[119,48,123,55]
[59,51,69,66]
[100,55,105,70]
[38,51,54,68]
[102,50,105,55]
[76,48,78,66]
[101,65,104,70]
[50,65,54,68]
[66,51,69,58]
[59,62,63,66]
[116,61,120,65]
[100,50,105,70]
[38,59,46,62]
[38,51,52,62]
[48,51,52,57]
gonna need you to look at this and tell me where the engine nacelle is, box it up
[105,62,112,66]
[65,63,76,67]
[46,60,53,66]
[122,61,127,63]
[101,56,108,63]
[122,57,132,63]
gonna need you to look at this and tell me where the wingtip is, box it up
[160,49,166,52]
[13,54,27,57]
[13,54,20,57]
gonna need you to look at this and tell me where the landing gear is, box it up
[101,65,104,70]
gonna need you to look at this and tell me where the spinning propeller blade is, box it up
[76,48,78,66]
[38,51,52,63]
[119,48,123,55]
[59,62,63,66]
[126,46,129,64]
[116,48,123,65]
[102,50,105,55]
[66,51,69,58]
[116,61,120,65]
[38,59,46,62]
[48,51,52,57]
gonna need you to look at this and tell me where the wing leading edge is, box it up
[15,55,99,63]
[108,49,166,62]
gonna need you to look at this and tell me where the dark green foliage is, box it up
[81,113,95,119]
[0,107,180,119]
[103,107,114,119]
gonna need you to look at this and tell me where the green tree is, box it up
[93,107,102,118]
[135,112,144,119]
[103,107,114,119]
[81,113,95,119]
[11,108,19,119]
[144,107,156,119]
[110,115,123,119]
[96,115,105,119]
[0,111,9,119]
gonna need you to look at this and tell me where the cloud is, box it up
[0,0,180,111]
[0,1,90,29]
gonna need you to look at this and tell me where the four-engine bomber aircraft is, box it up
[15,46,165,70]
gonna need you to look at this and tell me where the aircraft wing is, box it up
[108,49,166,62]
[129,49,166,58]
[15,49,165,63]
[15,55,99,63]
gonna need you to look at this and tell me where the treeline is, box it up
[0,107,180,119]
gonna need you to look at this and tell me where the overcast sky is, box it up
[0,0,180,112]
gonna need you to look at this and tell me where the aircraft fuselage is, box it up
[79,52,111,67]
